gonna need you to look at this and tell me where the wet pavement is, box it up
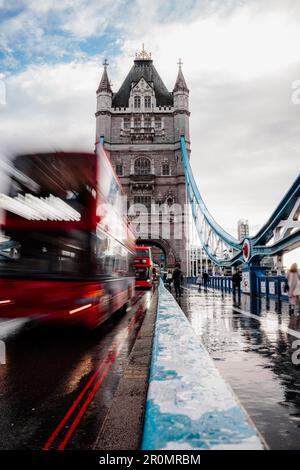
[0,289,153,450]
[2,282,300,451]
[177,285,300,450]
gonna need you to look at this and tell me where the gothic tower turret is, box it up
[95,59,112,144]
[173,59,190,142]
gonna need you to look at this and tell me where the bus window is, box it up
[135,267,150,280]
[0,230,91,279]
[135,249,149,258]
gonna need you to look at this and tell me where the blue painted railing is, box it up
[186,275,288,301]
[142,280,265,450]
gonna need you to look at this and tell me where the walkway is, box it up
[176,285,300,450]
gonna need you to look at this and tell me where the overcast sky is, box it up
[0,0,299,263]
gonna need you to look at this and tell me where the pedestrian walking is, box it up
[166,269,173,291]
[202,271,209,292]
[232,268,242,301]
[287,263,300,313]
[196,273,202,292]
[172,263,183,298]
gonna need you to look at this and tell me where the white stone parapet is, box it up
[142,280,265,450]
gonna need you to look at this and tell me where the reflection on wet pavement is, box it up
[0,290,152,450]
[179,286,300,450]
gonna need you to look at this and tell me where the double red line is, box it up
[43,300,145,450]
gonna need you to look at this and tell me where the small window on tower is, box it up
[155,118,162,129]
[162,163,170,176]
[144,117,151,129]
[144,96,151,108]
[116,164,123,176]
[123,117,130,129]
[134,96,141,109]
[134,118,141,128]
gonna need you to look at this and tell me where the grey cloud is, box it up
[190,64,300,234]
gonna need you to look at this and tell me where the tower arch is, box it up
[137,237,177,269]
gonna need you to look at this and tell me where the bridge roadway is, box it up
[0,282,300,450]
[0,289,154,450]
[178,284,300,450]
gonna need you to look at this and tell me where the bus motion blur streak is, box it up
[43,301,145,450]
[0,144,136,328]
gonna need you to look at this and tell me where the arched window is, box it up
[134,157,151,175]
[144,117,151,128]
[134,117,141,128]
[162,162,170,176]
[123,117,130,129]
[134,96,141,109]
[116,164,123,176]
[155,117,162,129]
[144,96,151,108]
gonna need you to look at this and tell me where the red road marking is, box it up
[42,350,113,450]
[42,294,147,450]
[58,352,117,450]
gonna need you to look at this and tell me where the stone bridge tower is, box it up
[95,47,191,272]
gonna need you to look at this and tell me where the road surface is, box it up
[0,289,152,450]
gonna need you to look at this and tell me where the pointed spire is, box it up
[173,58,189,93]
[97,58,112,94]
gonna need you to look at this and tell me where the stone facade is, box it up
[95,49,191,272]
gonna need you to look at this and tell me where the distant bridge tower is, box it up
[95,47,191,272]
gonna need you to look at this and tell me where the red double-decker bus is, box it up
[0,145,135,328]
[134,246,153,289]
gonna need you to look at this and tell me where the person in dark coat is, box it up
[232,268,242,301]
[202,271,209,292]
[172,263,183,298]
[166,268,173,291]
[196,273,202,292]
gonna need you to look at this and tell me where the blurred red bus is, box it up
[0,145,135,328]
[134,246,153,289]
